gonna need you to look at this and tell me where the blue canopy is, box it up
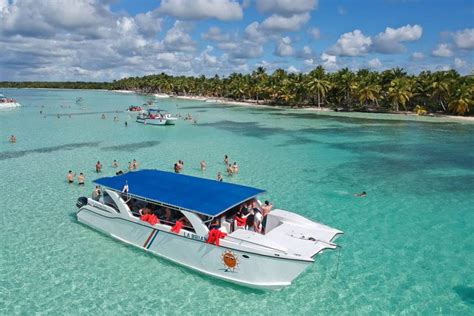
[94,169,265,217]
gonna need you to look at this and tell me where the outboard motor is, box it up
[76,196,88,208]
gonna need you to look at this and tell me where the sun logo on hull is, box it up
[222,250,239,272]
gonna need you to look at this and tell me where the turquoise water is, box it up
[1,88,473,314]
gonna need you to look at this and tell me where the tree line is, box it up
[2,66,473,115]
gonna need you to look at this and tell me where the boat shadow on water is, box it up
[68,212,265,294]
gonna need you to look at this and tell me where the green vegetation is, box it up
[0,81,111,90]
[2,67,473,115]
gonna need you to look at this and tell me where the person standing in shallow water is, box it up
[125,121,128,127]
[78,173,85,185]
[112,160,119,168]
[96,161,102,173]
[217,172,223,182]
[200,160,206,171]
[9,135,16,143]
[67,170,75,184]
[224,155,229,165]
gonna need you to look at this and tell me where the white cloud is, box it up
[308,27,321,40]
[432,43,453,57]
[328,30,372,56]
[287,65,299,73]
[202,26,230,42]
[320,52,337,70]
[453,28,474,50]
[411,52,424,61]
[261,13,310,32]
[256,0,318,16]
[304,58,315,67]
[454,57,467,69]
[134,11,163,37]
[368,58,382,68]
[162,21,196,52]
[275,36,294,56]
[158,0,243,21]
[373,24,422,54]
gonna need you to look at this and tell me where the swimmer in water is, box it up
[95,161,103,173]
[67,170,75,183]
[217,172,223,182]
[9,135,16,143]
[224,155,229,165]
[78,173,85,185]
[112,160,119,168]
[354,191,367,197]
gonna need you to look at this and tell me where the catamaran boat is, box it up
[0,93,21,109]
[136,109,177,126]
[75,170,343,289]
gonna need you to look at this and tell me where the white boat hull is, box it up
[77,206,313,289]
[0,102,21,109]
[136,117,176,125]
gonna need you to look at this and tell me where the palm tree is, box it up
[307,66,331,109]
[358,82,381,107]
[448,83,472,115]
[388,78,413,112]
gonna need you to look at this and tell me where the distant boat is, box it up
[75,169,343,289]
[125,105,146,113]
[154,93,170,98]
[0,93,21,109]
[136,109,177,126]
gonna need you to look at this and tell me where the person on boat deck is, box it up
[200,160,207,171]
[122,181,129,193]
[92,186,101,201]
[96,161,103,173]
[78,173,85,185]
[112,160,119,168]
[224,155,229,165]
[234,211,247,230]
[67,170,75,183]
[217,172,223,182]
[261,200,273,233]
[232,162,239,174]
[9,135,16,143]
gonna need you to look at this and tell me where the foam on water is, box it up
[1,89,473,314]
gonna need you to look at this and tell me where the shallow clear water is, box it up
[1,88,473,314]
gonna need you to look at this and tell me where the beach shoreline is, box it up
[169,94,474,123]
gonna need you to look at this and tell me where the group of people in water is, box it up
[67,170,85,185]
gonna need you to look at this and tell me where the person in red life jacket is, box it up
[233,211,247,230]
[171,219,183,233]
[140,207,159,225]
[207,229,227,246]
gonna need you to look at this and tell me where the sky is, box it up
[0,0,473,81]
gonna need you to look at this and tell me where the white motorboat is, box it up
[0,93,21,109]
[75,170,343,289]
[136,109,177,126]
[154,93,170,98]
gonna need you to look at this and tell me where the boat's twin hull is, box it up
[77,207,312,289]
[136,118,176,125]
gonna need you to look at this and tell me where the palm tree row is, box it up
[111,66,473,116]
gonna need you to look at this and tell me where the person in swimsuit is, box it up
[92,186,101,201]
[226,164,233,176]
[354,191,367,197]
[9,135,16,143]
[232,162,238,174]
[78,173,85,185]
[96,161,102,173]
[261,200,273,234]
[224,155,229,165]
[112,160,119,168]
[200,160,206,171]
[67,170,75,184]
[217,172,223,182]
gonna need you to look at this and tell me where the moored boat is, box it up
[136,109,177,126]
[75,170,343,289]
[0,93,21,109]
